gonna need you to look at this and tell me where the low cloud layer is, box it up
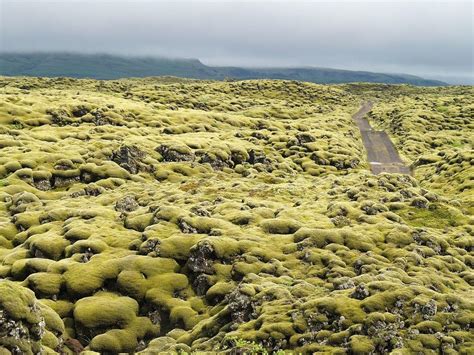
[1,0,472,83]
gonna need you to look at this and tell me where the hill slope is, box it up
[0,52,446,85]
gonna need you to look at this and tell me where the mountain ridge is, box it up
[0,52,447,86]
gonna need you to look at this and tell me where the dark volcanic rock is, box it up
[351,283,370,300]
[421,300,437,319]
[32,178,52,191]
[296,132,316,145]
[187,241,215,274]
[111,145,146,174]
[115,195,139,212]
[193,274,213,296]
[178,218,198,234]
[157,144,194,162]
[225,288,256,324]
[139,238,161,255]
[248,149,269,165]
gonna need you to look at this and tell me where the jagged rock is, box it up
[230,150,249,165]
[193,274,212,296]
[361,201,388,215]
[331,215,351,227]
[261,337,288,352]
[115,195,139,212]
[33,248,46,259]
[91,109,111,126]
[199,153,232,170]
[48,109,71,126]
[248,149,269,165]
[411,196,429,209]
[225,288,256,324]
[296,132,316,145]
[79,171,97,184]
[136,339,147,352]
[157,144,194,162]
[187,241,215,274]
[334,277,355,290]
[71,105,90,117]
[400,189,413,199]
[351,283,370,300]
[111,145,146,174]
[251,131,268,140]
[148,309,161,325]
[190,206,211,217]
[421,300,437,319]
[178,218,198,234]
[139,238,161,255]
[70,184,104,198]
[32,178,52,191]
[52,176,80,188]
[80,248,94,263]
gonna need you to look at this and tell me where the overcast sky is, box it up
[1,0,472,83]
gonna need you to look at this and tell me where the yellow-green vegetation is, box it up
[0,77,472,354]
[366,86,473,210]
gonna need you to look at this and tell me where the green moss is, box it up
[179,216,235,234]
[145,273,190,308]
[0,280,62,354]
[226,211,255,225]
[90,328,138,353]
[260,218,302,234]
[413,320,443,333]
[74,292,138,329]
[399,203,469,228]
[11,258,55,280]
[139,336,191,353]
[25,272,63,296]
[206,282,235,302]
[0,280,41,323]
[124,212,154,232]
[63,258,120,296]
[66,239,108,256]
[170,306,200,329]
[27,232,70,260]
[40,299,74,318]
[1,78,472,354]
[304,296,366,324]
[350,335,375,354]
[159,234,204,260]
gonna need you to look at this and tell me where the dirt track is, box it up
[353,103,411,175]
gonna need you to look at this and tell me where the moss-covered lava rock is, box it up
[0,77,472,353]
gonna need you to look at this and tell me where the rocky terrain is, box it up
[0,77,472,354]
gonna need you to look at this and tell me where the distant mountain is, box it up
[0,52,447,86]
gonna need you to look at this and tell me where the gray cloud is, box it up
[1,0,472,82]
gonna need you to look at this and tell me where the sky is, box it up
[0,0,472,83]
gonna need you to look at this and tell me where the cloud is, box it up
[1,0,472,80]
